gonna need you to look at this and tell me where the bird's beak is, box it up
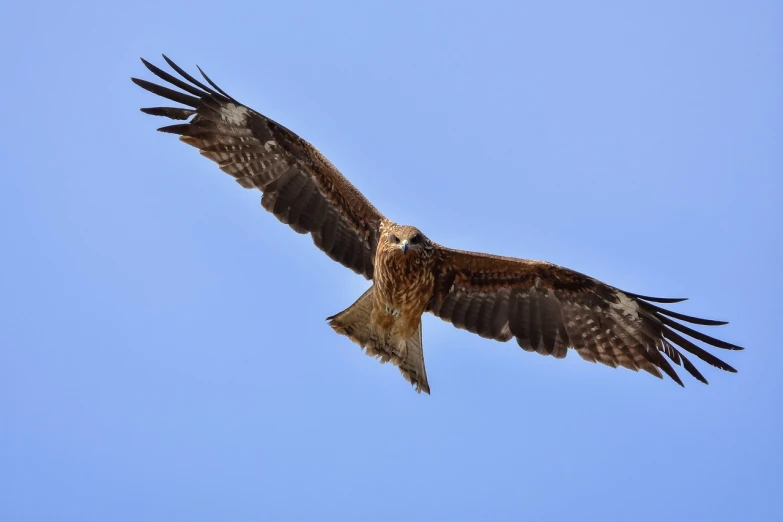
[401,240,409,254]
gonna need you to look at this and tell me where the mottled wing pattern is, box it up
[132,56,384,279]
[429,248,742,385]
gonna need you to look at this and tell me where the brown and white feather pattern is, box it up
[429,248,741,386]
[132,56,384,279]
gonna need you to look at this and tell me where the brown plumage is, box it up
[133,56,743,394]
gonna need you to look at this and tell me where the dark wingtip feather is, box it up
[141,107,196,120]
[679,351,709,384]
[658,315,743,350]
[157,124,192,135]
[196,64,234,101]
[132,77,200,107]
[677,317,729,327]
[668,372,685,387]
[639,301,729,326]
[658,355,685,387]
[663,327,739,373]
[139,57,209,98]
[625,292,688,304]
[161,54,221,97]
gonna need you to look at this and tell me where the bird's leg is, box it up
[371,302,396,332]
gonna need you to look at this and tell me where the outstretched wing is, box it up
[132,56,384,279]
[428,247,742,385]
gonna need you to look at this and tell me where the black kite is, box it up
[133,56,742,394]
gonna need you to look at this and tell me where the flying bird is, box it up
[132,56,742,394]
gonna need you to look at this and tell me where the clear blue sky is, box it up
[1,1,781,520]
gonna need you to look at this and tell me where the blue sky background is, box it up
[1,1,781,520]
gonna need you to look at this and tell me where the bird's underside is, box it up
[133,55,743,394]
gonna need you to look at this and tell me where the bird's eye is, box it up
[391,235,400,243]
[410,234,421,244]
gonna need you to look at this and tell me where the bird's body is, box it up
[326,221,437,391]
[371,222,435,337]
[133,56,743,394]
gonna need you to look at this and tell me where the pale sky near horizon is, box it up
[1,1,781,521]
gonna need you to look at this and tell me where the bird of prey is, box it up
[132,56,742,394]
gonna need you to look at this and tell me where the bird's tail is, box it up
[327,286,430,394]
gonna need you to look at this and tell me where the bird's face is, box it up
[384,225,431,257]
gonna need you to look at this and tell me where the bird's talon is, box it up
[385,304,400,317]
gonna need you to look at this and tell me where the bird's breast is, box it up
[373,249,435,317]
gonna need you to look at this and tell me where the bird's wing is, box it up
[428,247,742,385]
[132,56,384,279]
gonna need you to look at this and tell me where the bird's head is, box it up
[382,224,431,257]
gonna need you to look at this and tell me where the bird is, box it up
[132,55,742,394]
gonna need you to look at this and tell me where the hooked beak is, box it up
[401,240,409,254]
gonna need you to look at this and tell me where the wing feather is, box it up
[133,56,384,279]
[429,247,741,386]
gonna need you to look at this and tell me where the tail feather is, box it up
[327,286,430,394]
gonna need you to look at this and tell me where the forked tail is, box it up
[327,286,430,394]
